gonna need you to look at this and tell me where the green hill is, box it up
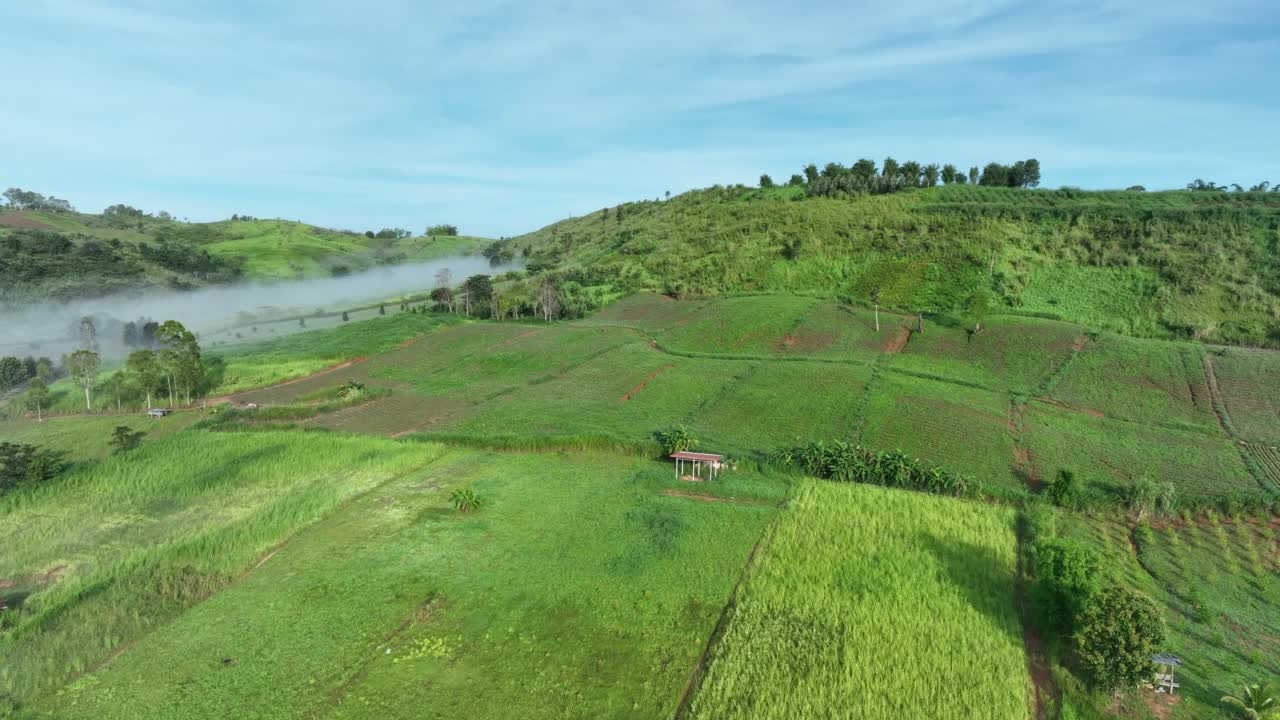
[0,207,489,303]
[511,184,1280,347]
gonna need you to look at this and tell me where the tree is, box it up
[788,174,804,187]
[27,378,49,421]
[941,164,958,184]
[379,304,386,316]
[536,278,561,322]
[79,316,98,352]
[434,268,454,312]
[425,224,459,236]
[656,425,698,455]
[1075,586,1166,693]
[923,163,940,187]
[1032,537,1100,634]
[615,204,624,223]
[341,311,350,322]
[1221,682,1278,720]
[803,164,819,185]
[0,356,26,390]
[665,190,671,200]
[155,320,203,405]
[980,162,1010,187]
[969,166,979,184]
[759,174,775,189]
[66,349,100,411]
[35,357,54,382]
[899,161,923,188]
[109,425,147,453]
[870,288,882,332]
[881,157,900,190]
[127,349,162,409]
[462,275,494,317]
[123,321,140,348]
[1023,158,1042,187]
[1045,469,1080,508]
[965,290,990,333]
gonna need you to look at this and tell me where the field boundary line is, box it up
[672,517,778,720]
[621,364,675,401]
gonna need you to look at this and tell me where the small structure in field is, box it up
[146,408,171,418]
[1152,654,1182,694]
[671,451,723,482]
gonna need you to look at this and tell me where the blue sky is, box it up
[2,1,1277,238]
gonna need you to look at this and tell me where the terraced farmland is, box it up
[1247,443,1280,489]
[1211,347,1280,443]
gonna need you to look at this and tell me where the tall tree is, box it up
[79,316,98,352]
[27,378,49,421]
[759,174,775,188]
[941,164,958,184]
[66,349,100,411]
[969,166,979,184]
[923,164,940,187]
[1075,586,1166,693]
[434,268,454,312]
[155,320,203,405]
[537,279,561,322]
[802,164,819,184]
[127,349,162,409]
[1023,158,1042,187]
[899,161,923,189]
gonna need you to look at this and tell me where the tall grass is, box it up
[686,480,1030,720]
[0,429,443,711]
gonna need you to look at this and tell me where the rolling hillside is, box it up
[0,207,489,303]
[510,184,1280,348]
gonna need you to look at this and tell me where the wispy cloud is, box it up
[1,0,1277,236]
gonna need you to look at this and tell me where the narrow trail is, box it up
[1008,401,1041,490]
[884,324,913,353]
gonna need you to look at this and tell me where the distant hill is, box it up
[510,184,1280,347]
[0,206,489,303]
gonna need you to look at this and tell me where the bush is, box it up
[449,486,483,513]
[0,442,68,494]
[1075,586,1167,693]
[1031,537,1100,635]
[770,440,970,497]
[1045,469,1080,509]
[655,425,698,456]
[109,425,147,453]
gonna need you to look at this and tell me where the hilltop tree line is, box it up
[2,187,75,212]
[757,157,1041,198]
[1186,179,1279,192]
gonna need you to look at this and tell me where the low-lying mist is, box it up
[1,254,515,360]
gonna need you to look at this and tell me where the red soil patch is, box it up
[1071,335,1088,352]
[778,330,836,353]
[0,213,55,230]
[620,364,673,401]
[884,325,913,353]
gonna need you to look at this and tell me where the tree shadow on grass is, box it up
[921,533,1022,643]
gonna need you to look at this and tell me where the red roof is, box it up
[670,451,723,461]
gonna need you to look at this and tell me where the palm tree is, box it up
[1222,682,1277,719]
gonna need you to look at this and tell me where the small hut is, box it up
[671,451,723,482]
[1152,654,1182,694]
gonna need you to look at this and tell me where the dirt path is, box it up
[884,324,913,353]
[485,328,542,351]
[621,364,674,401]
[1201,354,1234,438]
[1009,402,1041,490]
[660,489,780,507]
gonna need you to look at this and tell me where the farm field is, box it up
[891,315,1083,393]
[18,447,779,719]
[686,479,1029,720]
[1060,512,1280,719]
[0,412,202,461]
[1209,347,1280,444]
[1023,402,1256,498]
[1048,334,1217,432]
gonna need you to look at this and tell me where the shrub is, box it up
[1031,537,1100,635]
[1045,469,1080,509]
[449,486,483,513]
[1127,477,1160,519]
[1075,586,1167,693]
[0,442,68,494]
[655,425,698,455]
[1220,681,1278,719]
[109,425,147,453]
[770,440,970,497]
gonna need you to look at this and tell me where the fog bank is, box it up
[1,255,516,359]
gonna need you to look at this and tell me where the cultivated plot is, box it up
[1211,347,1280,444]
[36,452,777,720]
[892,315,1083,392]
[1024,403,1256,497]
[687,480,1029,720]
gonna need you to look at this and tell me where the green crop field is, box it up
[10,441,779,719]
[1059,512,1280,719]
[686,479,1029,720]
[1210,348,1280,444]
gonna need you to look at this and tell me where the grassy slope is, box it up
[511,185,1280,347]
[687,479,1029,720]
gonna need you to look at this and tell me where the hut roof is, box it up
[670,451,723,462]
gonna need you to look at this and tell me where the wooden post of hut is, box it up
[1152,654,1181,695]
[670,451,724,482]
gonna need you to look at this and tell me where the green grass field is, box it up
[686,479,1030,720]
[10,441,779,719]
